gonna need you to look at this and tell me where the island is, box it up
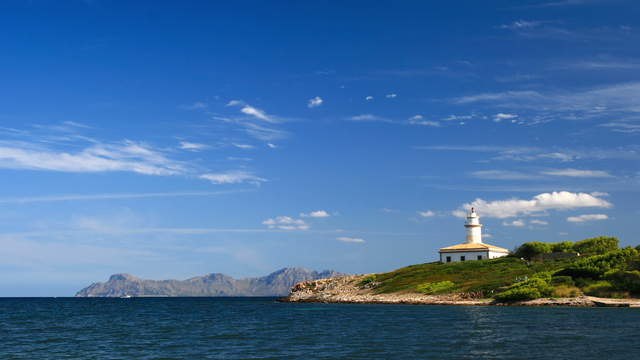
[281,236,640,307]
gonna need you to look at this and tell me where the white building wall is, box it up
[488,250,509,259]
[440,251,489,263]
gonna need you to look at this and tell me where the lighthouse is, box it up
[438,208,509,263]
[465,208,482,244]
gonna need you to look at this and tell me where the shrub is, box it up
[574,236,619,255]
[581,280,626,298]
[495,286,542,301]
[494,277,553,301]
[416,281,456,295]
[551,276,575,287]
[606,270,640,294]
[560,248,638,279]
[552,285,582,298]
[514,242,553,260]
[552,241,575,253]
[358,275,378,288]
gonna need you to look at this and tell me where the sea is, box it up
[1,297,639,359]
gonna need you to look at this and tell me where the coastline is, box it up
[280,275,640,308]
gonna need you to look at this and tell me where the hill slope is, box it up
[76,268,344,297]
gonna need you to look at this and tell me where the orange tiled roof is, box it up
[439,242,509,253]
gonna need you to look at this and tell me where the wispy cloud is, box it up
[502,219,526,227]
[408,115,440,127]
[417,210,436,217]
[452,82,640,120]
[385,93,398,99]
[179,141,209,151]
[300,210,331,218]
[567,214,608,222]
[0,190,252,204]
[417,144,640,162]
[530,219,549,225]
[493,113,518,122]
[181,101,208,110]
[348,114,393,123]
[226,100,278,123]
[0,140,187,176]
[308,96,323,108]
[599,122,640,133]
[200,171,266,185]
[453,191,612,219]
[470,170,540,180]
[232,143,255,149]
[336,236,365,243]
[262,216,309,231]
[542,169,613,178]
[498,20,544,30]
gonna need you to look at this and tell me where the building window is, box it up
[446,256,451,263]
[460,256,465,262]
[477,255,483,260]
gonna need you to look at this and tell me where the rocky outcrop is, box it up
[75,267,344,297]
[281,275,640,307]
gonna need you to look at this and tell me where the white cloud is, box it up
[452,82,640,125]
[502,219,526,227]
[494,113,518,122]
[181,102,208,110]
[300,210,331,218]
[600,122,640,133]
[417,145,640,163]
[409,115,440,127]
[226,100,277,123]
[200,171,266,185]
[443,114,474,121]
[308,96,323,108]
[385,93,398,99]
[453,191,612,219]
[542,169,613,178]
[336,236,365,243]
[418,210,436,217]
[0,140,186,176]
[365,96,374,101]
[530,219,549,225]
[381,208,399,213]
[470,170,539,180]
[567,214,608,222]
[498,20,543,30]
[348,114,392,123]
[267,143,277,149]
[262,216,309,230]
[0,190,249,204]
[179,141,209,151]
[232,143,255,149]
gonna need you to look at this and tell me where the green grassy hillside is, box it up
[360,236,640,301]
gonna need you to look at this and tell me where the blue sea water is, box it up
[0,298,639,359]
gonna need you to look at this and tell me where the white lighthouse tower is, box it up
[438,208,509,263]
[465,208,482,244]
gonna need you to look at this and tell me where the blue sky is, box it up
[1,0,639,296]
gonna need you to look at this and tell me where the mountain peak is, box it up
[77,268,345,297]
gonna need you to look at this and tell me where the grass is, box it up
[371,256,579,297]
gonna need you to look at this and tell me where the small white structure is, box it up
[439,208,509,263]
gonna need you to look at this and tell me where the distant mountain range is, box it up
[75,267,345,297]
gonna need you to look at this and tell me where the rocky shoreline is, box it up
[280,275,640,308]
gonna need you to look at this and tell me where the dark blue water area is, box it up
[0,298,639,360]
